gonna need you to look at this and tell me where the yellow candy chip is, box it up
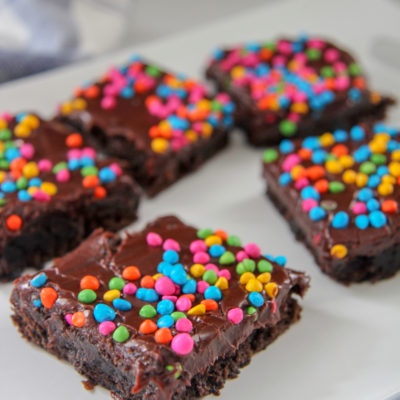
[374,133,390,142]
[0,171,6,183]
[391,150,400,161]
[325,160,343,174]
[389,162,400,177]
[0,142,4,152]
[382,174,395,184]
[215,277,229,290]
[204,235,222,247]
[355,173,368,188]
[197,99,211,110]
[152,273,163,281]
[72,98,87,110]
[202,122,213,136]
[185,130,198,143]
[370,92,381,104]
[239,272,256,285]
[339,155,354,169]
[265,282,279,298]
[190,264,205,278]
[27,187,38,196]
[231,65,245,79]
[151,138,169,154]
[378,182,393,196]
[14,124,31,138]
[246,278,263,293]
[23,162,39,179]
[269,99,280,111]
[61,102,73,115]
[369,140,386,154]
[330,244,348,259]
[291,165,304,180]
[320,132,335,147]
[22,114,40,129]
[188,304,206,316]
[103,289,121,302]
[0,119,7,129]
[291,102,308,114]
[41,182,57,196]
[257,272,271,284]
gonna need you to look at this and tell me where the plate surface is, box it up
[0,0,399,399]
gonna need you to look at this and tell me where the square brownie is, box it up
[206,35,394,146]
[0,112,140,280]
[11,215,309,399]
[58,57,235,196]
[263,121,400,283]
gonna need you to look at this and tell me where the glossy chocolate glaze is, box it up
[13,216,309,399]
[263,123,400,280]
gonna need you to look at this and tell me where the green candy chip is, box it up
[108,277,126,291]
[139,305,156,318]
[329,181,345,194]
[113,326,130,343]
[197,228,213,239]
[263,148,278,163]
[258,259,273,273]
[78,289,97,304]
[227,235,241,247]
[279,120,297,137]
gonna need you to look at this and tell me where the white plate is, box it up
[1,0,400,399]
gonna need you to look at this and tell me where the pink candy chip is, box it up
[20,143,35,159]
[163,238,181,252]
[123,283,137,295]
[244,243,261,258]
[193,252,210,264]
[175,318,193,332]
[146,232,163,247]
[38,159,52,172]
[155,276,175,296]
[204,263,219,273]
[176,296,192,312]
[227,308,243,325]
[56,169,70,182]
[65,314,73,325]
[196,280,209,294]
[99,321,116,336]
[171,333,194,355]
[302,198,318,212]
[236,250,248,262]
[218,269,231,280]
[189,240,207,253]
[352,202,367,215]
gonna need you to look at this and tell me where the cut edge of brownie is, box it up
[10,280,305,400]
[57,116,229,197]
[266,185,400,284]
[1,180,140,281]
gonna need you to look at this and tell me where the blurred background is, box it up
[0,0,269,83]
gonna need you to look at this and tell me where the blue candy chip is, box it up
[204,286,222,301]
[309,206,326,221]
[31,273,47,288]
[369,211,387,228]
[355,215,369,230]
[163,250,179,264]
[249,292,265,307]
[136,288,159,302]
[157,299,175,315]
[33,299,42,308]
[157,315,175,328]
[93,304,116,323]
[301,186,320,201]
[182,279,197,294]
[113,298,132,311]
[331,211,350,229]
[209,244,225,258]
[357,188,373,202]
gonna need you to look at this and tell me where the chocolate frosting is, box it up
[15,216,309,399]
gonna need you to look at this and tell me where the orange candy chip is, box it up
[154,328,172,344]
[306,165,325,181]
[122,266,141,281]
[6,214,22,231]
[214,229,228,241]
[201,299,218,311]
[94,186,107,199]
[71,311,85,327]
[40,287,58,308]
[141,275,155,289]
[314,179,329,194]
[139,319,157,334]
[66,133,83,148]
[382,200,398,213]
[80,275,100,290]
[82,175,99,188]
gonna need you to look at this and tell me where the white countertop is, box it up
[0,0,399,399]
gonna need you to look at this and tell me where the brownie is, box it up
[0,112,140,280]
[206,35,395,146]
[11,215,309,399]
[263,121,400,283]
[57,57,235,196]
